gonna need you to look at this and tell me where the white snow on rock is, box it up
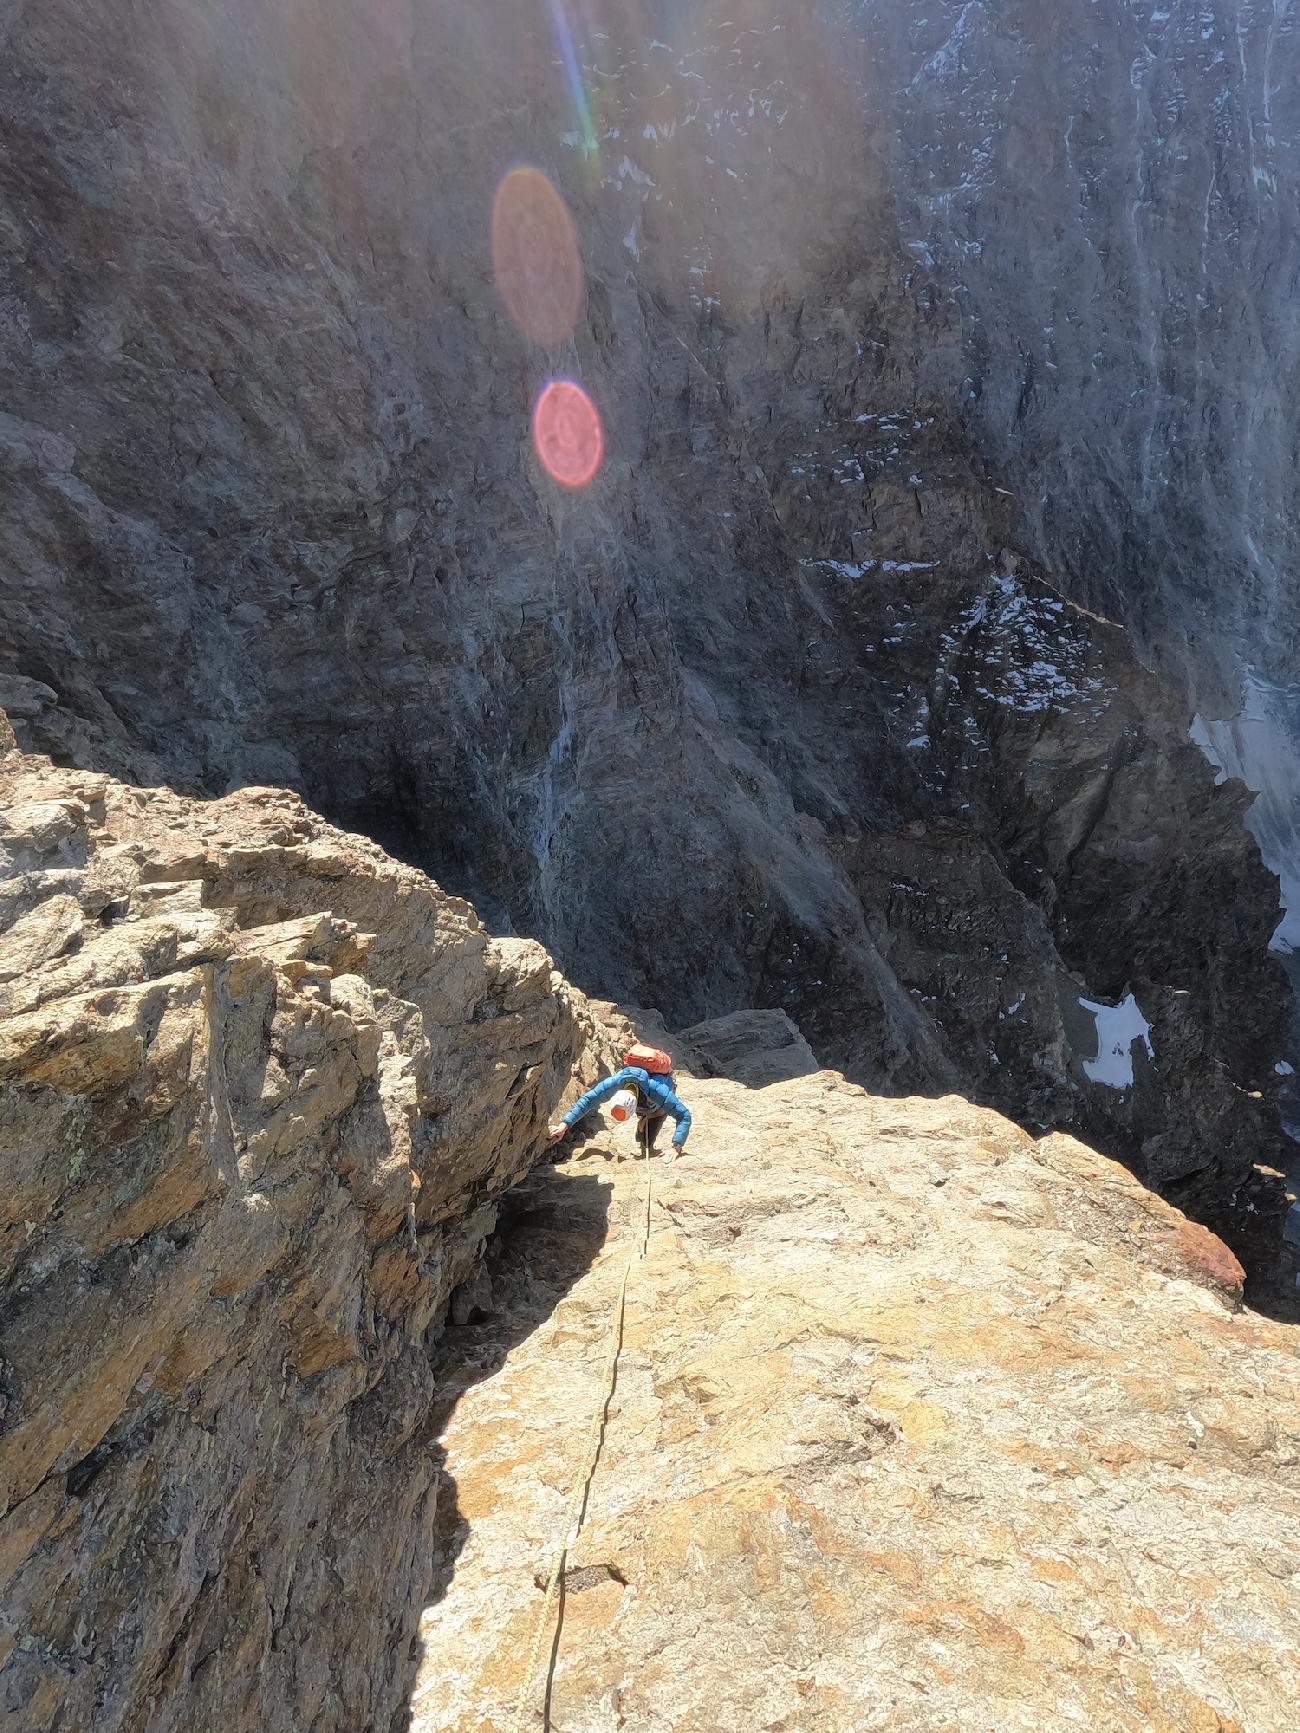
[615,155,655,187]
[798,557,867,580]
[943,573,1109,717]
[1079,993,1155,1089]
[1190,676,1300,954]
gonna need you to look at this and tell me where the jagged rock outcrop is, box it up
[419,1038,1300,1732]
[0,716,608,1731]
[679,1006,821,1087]
[0,0,1291,1234]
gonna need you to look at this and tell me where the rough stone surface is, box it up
[679,1006,820,1087]
[0,723,606,1732]
[417,1059,1300,1733]
[0,0,1291,1231]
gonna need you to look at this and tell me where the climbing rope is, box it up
[507,1119,655,1732]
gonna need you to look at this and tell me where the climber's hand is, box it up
[546,1123,568,1146]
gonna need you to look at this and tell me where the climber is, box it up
[547,1044,692,1160]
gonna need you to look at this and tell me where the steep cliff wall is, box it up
[860,1,1300,688]
[0,0,1290,1220]
[0,714,607,1731]
[858,1,1300,1168]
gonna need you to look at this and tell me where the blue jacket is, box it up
[562,1067,693,1148]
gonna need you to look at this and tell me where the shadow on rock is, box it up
[1197,1161,1300,1326]
[394,1161,614,1729]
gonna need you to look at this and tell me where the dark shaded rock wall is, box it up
[863,0,1300,698]
[0,0,1291,1210]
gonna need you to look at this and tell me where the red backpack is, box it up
[624,1044,673,1076]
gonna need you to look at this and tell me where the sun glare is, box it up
[491,166,584,348]
[532,378,604,489]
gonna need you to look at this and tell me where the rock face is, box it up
[0,717,606,1731]
[680,1006,821,1087]
[418,1040,1300,1733]
[858,3,1300,1218]
[0,0,1292,1230]
[858,2,1300,687]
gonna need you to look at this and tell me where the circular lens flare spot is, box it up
[532,379,604,489]
[492,166,584,347]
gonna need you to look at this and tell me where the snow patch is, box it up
[798,558,867,580]
[1191,678,1300,953]
[1079,994,1155,1089]
[616,156,655,188]
[960,573,1106,715]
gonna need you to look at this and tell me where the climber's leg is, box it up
[640,1110,666,1153]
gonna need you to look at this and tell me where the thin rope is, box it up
[507,1120,654,1732]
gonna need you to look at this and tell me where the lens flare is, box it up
[492,166,584,347]
[532,379,604,489]
[546,0,599,158]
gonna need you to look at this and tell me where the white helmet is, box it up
[609,1088,638,1123]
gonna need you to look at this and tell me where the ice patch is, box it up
[798,557,868,579]
[1191,679,1300,953]
[913,0,982,84]
[1276,1061,1295,1077]
[616,156,655,187]
[1079,994,1155,1089]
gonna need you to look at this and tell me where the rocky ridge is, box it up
[0,712,611,1732]
[2,723,1298,1731]
[418,1018,1300,1732]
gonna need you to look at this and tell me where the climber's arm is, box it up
[647,1079,692,1148]
[548,1069,636,1141]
